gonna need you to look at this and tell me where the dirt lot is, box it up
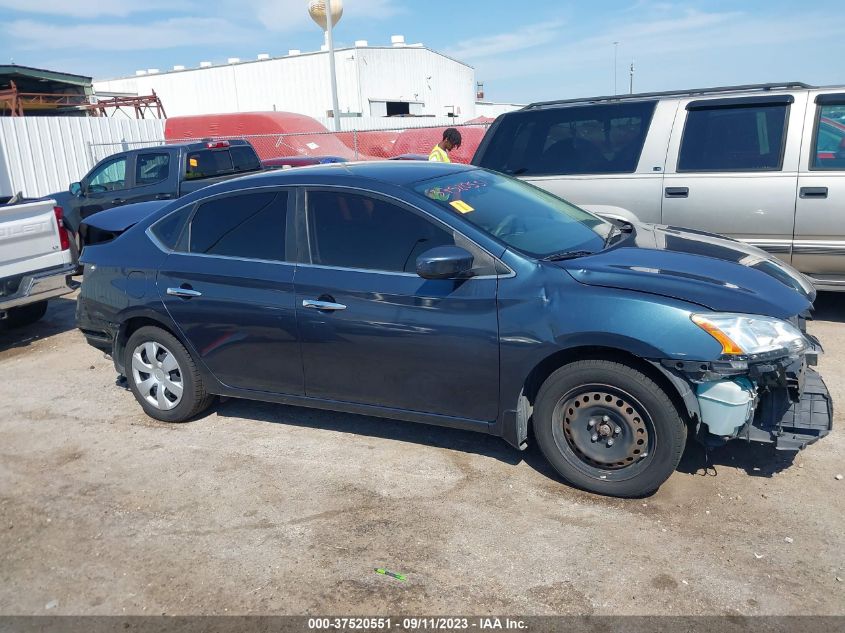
[0,291,843,616]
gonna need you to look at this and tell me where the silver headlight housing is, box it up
[691,313,808,358]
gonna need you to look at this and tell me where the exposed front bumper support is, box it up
[745,368,832,451]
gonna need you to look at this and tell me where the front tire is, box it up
[124,326,215,422]
[534,360,686,498]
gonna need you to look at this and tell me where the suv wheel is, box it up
[124,326,215,422]
[534,360,687,498]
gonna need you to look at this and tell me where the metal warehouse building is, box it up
[93,36,479,122]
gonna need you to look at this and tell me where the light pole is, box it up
[613,41,619,95]
[308,0,343,132]
[629,60,635,95]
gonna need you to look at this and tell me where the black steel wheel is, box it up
[534,360,686,497]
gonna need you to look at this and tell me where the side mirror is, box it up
[69,182,82,197]
[416,245,474,280]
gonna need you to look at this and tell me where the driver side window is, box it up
[88,156,127,192]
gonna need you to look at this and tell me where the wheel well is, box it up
[115,316,180,372]
[522,346,691,425]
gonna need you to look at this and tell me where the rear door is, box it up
[661,94,805,263]
[128,151,177,204]
[793,92,845,286]
[157,187,302,395]
[295,187,500,421]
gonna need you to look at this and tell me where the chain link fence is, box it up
[87,123,492,165]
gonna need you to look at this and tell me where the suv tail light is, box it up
[54,206,70,251]
[206,140,230,149]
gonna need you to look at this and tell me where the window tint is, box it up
[308,191,456,272]
[88,157,127,191]
[150,205,192,250]
[475,101,656,176]
[812,104,845,170]
[136,152,170,185]
[189,191,287,261]
[679,104,788,171]
[185,149,234,180]
[230,145,261,172]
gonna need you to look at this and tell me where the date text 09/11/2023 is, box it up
[306,617,528,630]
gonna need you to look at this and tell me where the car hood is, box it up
[80,200,170,233]
[558,223,815,319]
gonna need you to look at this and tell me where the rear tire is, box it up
[4,301,48,328]
[534,360,686,498]
[124,326,215,422]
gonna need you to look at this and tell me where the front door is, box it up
[296,188,500,421]
[793,92,845,286]
[661,94,805,264]
[79,154,133,222]
[158,188,302,395]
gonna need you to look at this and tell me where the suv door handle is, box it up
[665,187,689,198]
[155,193,173,200]
[111,198,125,204]
[302,299,347,311]
[167,287,202,299]
[800,187,828,199]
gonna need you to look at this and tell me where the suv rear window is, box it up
[475,101,656,176]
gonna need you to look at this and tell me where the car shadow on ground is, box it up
[216,398,796,488]
[216,397,538,468]
[677,435,796,478]
[0,295,78,354]
[813,291,845,324]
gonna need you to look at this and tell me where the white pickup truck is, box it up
[0,199,78,328]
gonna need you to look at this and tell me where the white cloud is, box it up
[471,8,844,87]
[0,0,193,16]
[6,17,253,51]
[444,20,565,60]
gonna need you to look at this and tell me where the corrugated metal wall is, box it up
[0,117,164,198]
[93,46,476,121]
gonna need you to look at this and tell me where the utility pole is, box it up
[629,60,635,95]
[613,41,619,94]
[324,2,341,132]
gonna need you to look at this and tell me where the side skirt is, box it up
[210,385,497,436]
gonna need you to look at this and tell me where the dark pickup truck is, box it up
[49,139,262,240]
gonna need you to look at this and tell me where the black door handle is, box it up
[799,187,828,199]
[111,198,125,204]
[665,187,689,198]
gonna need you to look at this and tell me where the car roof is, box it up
[231,160,479,188]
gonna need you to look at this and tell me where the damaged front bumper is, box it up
[661,334,833,452]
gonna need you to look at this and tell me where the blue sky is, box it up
[1,0,843,103]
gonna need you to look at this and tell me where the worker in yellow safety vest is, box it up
[429,128,462,163]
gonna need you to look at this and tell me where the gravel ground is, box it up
[0,291,843,616]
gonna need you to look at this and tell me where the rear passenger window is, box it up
[307,191,456,273]
[136,153,170,185]
[475,101,656,176]
[679,103,788,171]
[812,101,845,170]
[189,191,287,262]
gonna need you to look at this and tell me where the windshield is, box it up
[412,169,611,258]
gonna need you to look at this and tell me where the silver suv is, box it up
[472,82,845,291]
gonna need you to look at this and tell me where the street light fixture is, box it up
[308,0,343,131]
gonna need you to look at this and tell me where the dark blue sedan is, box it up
[76,161,831,497]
